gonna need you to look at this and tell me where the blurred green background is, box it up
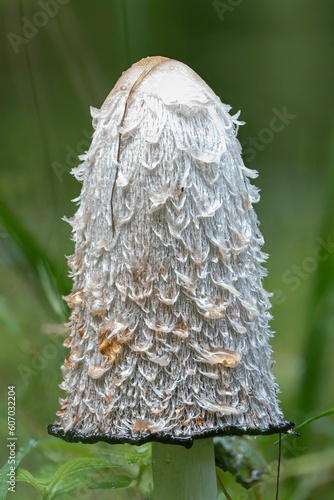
[1,0,334,498]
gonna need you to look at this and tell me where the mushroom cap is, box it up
[48,57,294,447]
[104,56,216,109]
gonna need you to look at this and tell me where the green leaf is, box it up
[15,457,123,499]
[46,457,121,499]
[50,456,119,478]
[294,407,334,431]
[127,444,151,465]
[278,407,334,443]
[16,468,49,496]
[88,475,133,489]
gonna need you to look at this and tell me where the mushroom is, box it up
[48,56,294,498]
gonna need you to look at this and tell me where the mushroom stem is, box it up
[152,438,218,500]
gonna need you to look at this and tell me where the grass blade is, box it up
[0,200,69,318]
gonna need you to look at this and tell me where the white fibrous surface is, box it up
[51,57,290,443]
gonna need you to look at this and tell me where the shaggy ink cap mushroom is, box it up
[48,56,294,448]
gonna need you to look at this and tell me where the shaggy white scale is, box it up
[48,56,294,447]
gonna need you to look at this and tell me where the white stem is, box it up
[152,438,218,500]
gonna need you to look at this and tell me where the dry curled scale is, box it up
[48,56,294,448]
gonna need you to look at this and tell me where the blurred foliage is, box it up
[214,436,267,490]
[1,439,152,499]
[1,0,334,498]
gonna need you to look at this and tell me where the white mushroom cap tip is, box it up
[103,56,217,109]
